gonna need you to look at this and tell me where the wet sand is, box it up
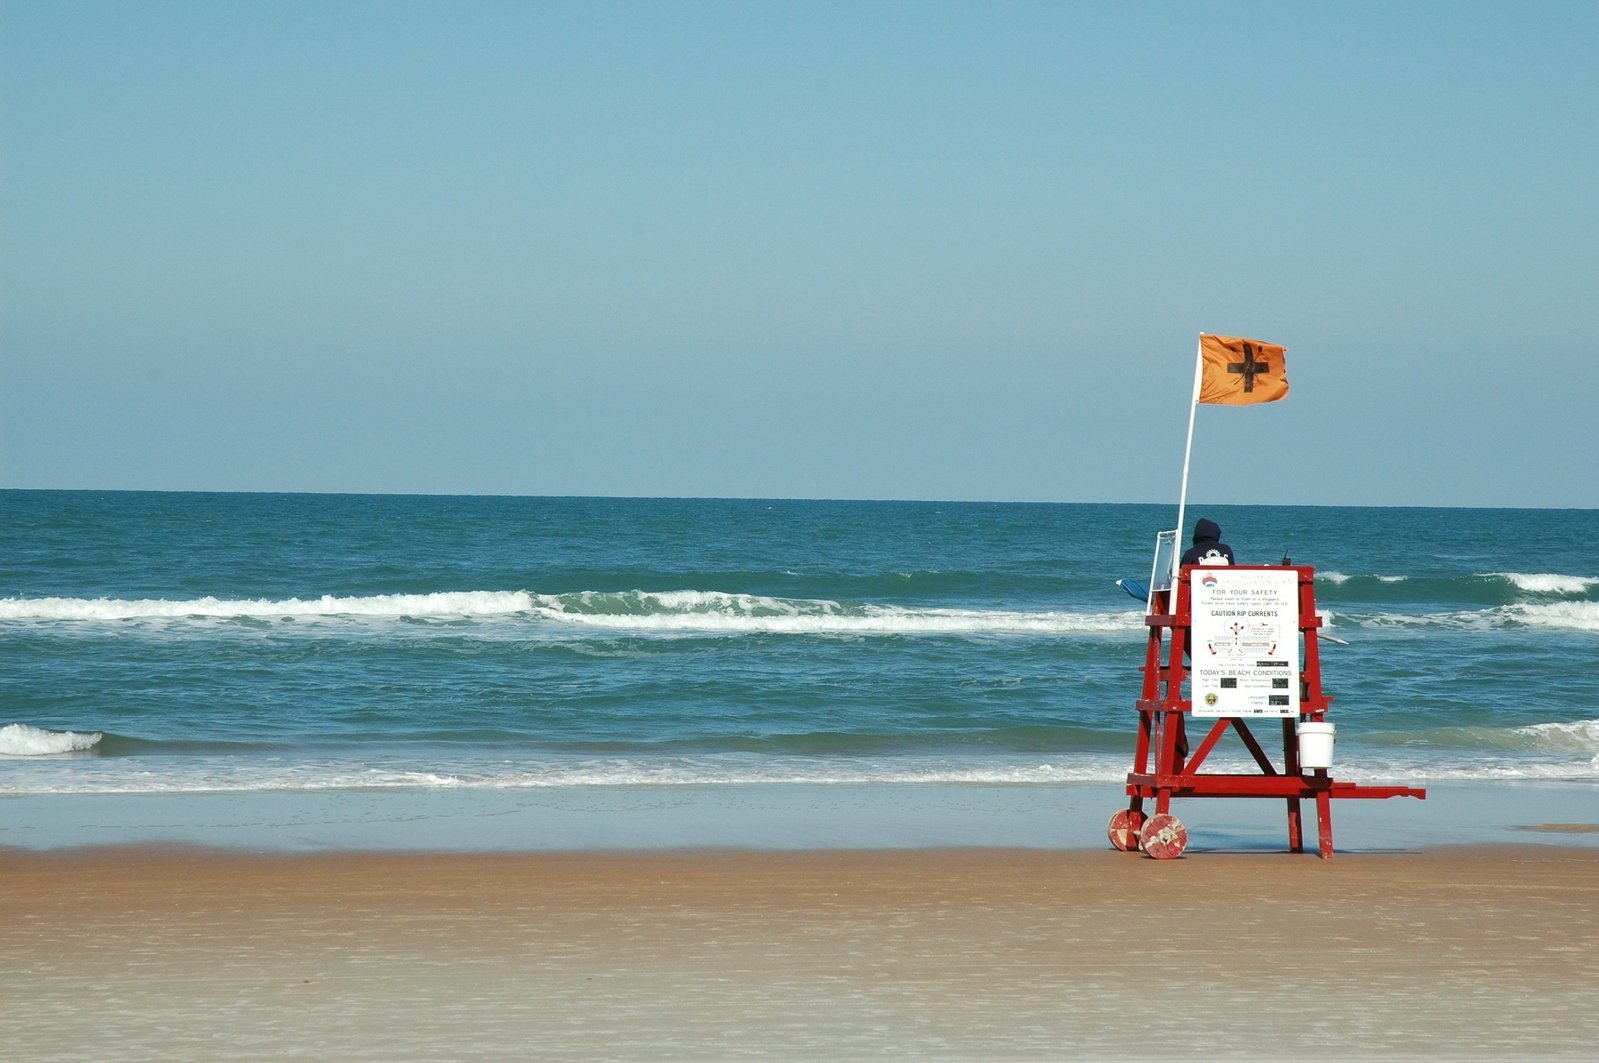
[4,844,1597,1060]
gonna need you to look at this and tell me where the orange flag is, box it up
[1198,334,1289,405]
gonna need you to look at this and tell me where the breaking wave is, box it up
[1497,572,1599,595]
[0,723,103,756]
[1337,600,1599,635]
[0,590,533,622]
[1316,570,1598,608]
[0,589,1137,637]
[526,590,1132,635]
[5,717,1595,794]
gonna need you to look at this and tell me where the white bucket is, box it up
[1297,721,1336,770]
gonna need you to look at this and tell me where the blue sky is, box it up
[3,1,1595,506]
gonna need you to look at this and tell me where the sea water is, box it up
[2,491,1595,850]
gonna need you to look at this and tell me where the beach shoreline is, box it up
[4,842,1596,1061]
[5,778,1596,855]
[7,775,1595,1057]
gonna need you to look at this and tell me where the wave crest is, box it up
[528,590,1130,635]
[1335,600,1599,635]
[0,591,534,622]
[1508,601,1599,634]
[0,723,103,756]
[1496,572,1599,596]
[1512,718,1599,752]
[0,588,1136,637]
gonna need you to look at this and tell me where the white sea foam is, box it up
[529,590,1133,635]
[0,723,103,756]
[0,754,1138,794]
[1331,760,1599,782]
[1317,571,1412,585]
[1336,600,1599,635]
[1495,572,1599,595]
[0,589,1138,637]
[1512,718,1599,752]
[0,590,535,622]
[5,731,1596,795]
[1316,570,1599,597]
[1508,601,1599,634]
[41,586,1547,640]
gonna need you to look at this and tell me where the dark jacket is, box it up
[1180,518,1235,567]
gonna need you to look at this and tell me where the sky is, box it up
[3,1,1596,507]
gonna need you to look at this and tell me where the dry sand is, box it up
[3,845,1596,1061]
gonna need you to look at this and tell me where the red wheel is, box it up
[1107,809,1146,851]
[1139,812,1188,860]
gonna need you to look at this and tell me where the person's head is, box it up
[1192,518,1222,545]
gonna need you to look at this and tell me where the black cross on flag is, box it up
[1197,334,1290,405]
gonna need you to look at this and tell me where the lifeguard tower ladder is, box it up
[1110,545,1425,859]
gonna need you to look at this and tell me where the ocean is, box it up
[3,490,1596,850]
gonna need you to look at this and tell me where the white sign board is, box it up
[1190,567,1300,717]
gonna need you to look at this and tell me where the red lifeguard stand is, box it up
[1109,561,1425,859]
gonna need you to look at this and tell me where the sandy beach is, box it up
[4,844,1596,1061]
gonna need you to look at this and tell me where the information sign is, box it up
[1189,567,1300,717]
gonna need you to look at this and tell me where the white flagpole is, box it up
[1172,335,1206,583]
